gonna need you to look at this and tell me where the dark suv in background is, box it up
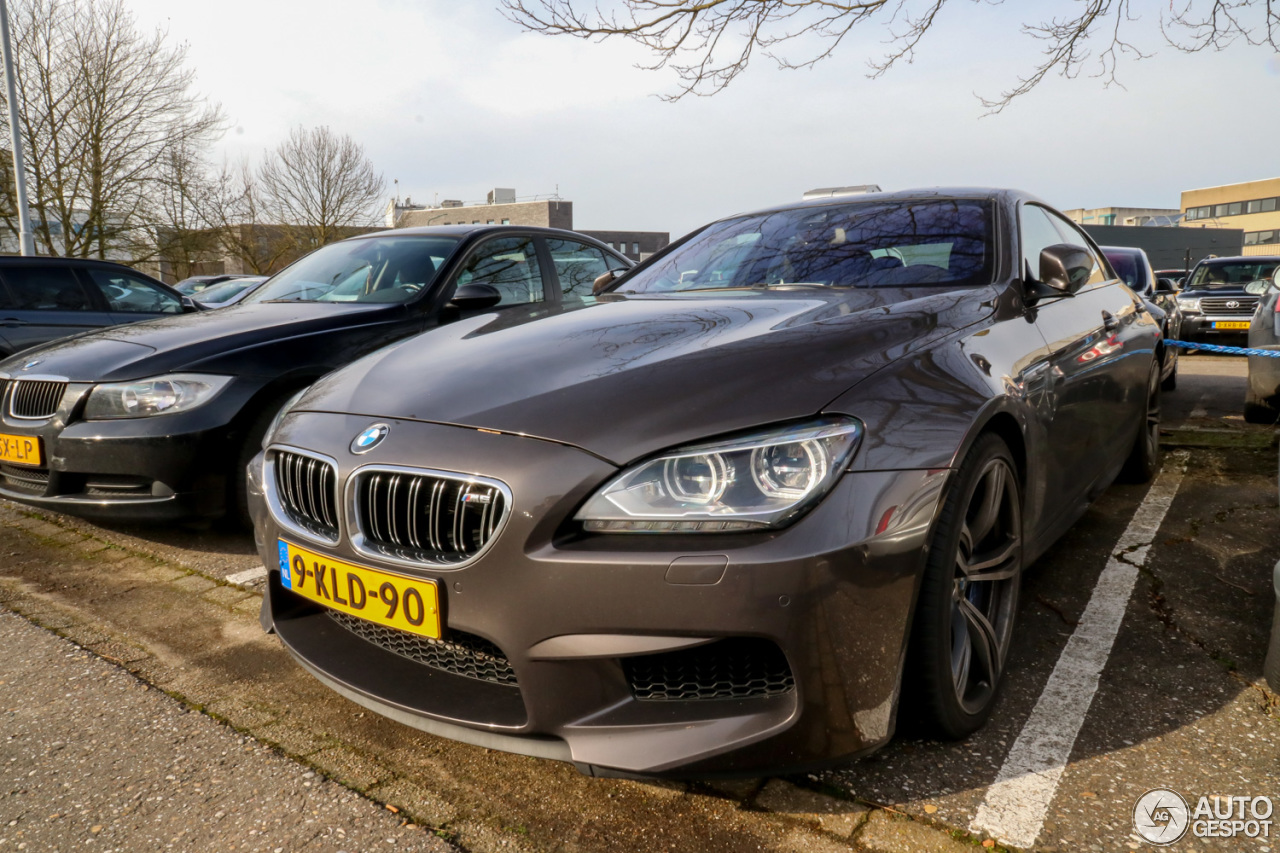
[0,256,187,357]
[1176,256,1280,343]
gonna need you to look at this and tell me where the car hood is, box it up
[302,287,997,464]
[0,302,390,381]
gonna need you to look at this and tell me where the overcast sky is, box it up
[128,0,1280,239]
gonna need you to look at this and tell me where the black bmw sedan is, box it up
[251,188,1164,776]
[0,226,630,523]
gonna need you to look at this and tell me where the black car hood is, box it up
[303,287,997,464]
[0,302,391,381]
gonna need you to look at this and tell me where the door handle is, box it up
[1101,310,1119,331]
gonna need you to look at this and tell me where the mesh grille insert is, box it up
[9,380,66,419]
[0,463,48,492]
[273,451,339,540]
[624,638,795,701]
[355,470,505,566]
[328,610,518,686]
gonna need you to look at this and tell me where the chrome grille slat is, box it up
[353,468,507,567]
[406,478,423,549]
[272,450,339,541]
[10,380,67,419]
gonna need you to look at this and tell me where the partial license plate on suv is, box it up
[278,539,441,639]
[0,433,41,466]
[1213,321,1250,330]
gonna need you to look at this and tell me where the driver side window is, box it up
[455,237,544,306]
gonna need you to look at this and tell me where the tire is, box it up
[907,433,1023,739]
[1266,591,1280,693]
[1160,347,1178,392]
[1244,390,1280,425]
[1119,362,1161,484]
[228,393,296,529]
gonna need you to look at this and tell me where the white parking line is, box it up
[226,567,268,587]
[969,452,1188,848]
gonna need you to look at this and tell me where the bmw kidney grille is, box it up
[9,380,68,419]
[354,469,507,566]
[273,450,340,541]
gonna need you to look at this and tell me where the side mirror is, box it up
[1036,244,1094,295]
[180,296,204,313]
[592,270,617,295]
[448,283,502,310]
[1155,277,1178,294]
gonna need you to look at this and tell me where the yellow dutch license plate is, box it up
[278,539,441,639]
[1213,321,1250,330]
[0,433,41,466]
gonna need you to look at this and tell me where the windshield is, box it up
[1187,260,1279,290]
[244,236,459,304]
[617,199,992,294]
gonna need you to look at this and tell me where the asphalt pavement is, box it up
[0,353,1274,853]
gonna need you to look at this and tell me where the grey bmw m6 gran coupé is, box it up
[250,188,1165,776]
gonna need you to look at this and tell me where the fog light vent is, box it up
[328,611,518,686]
[624,637,795,701]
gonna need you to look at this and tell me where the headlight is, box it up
[1175,297,1200,312]
[83,374,232,419]
[576,416,863,532]
[261,387,311,449]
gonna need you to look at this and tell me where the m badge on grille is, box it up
[351,423,390,454]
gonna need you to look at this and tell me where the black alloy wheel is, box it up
[1120,362,1161,483]
[909,434,1023,738]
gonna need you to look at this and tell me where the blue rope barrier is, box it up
[1166,339,1280,358]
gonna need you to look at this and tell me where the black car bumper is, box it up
[1181,314,1253,341]
[0,378,258,521]
[252,413,949,777]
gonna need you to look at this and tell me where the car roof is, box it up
[0,255,148,270]
[714,187,1035,224]
[1195,255,1280,264]
[349,224,612,242]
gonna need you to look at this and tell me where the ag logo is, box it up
[351,423,390,454]
[1134,788,1190,845]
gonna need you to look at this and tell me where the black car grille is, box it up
[0,463,48,493]
[9,380,67,419]
[273,451,339,541]
[623,638,796,701]
[1200,296,1258,316]
[328,611,518,686]
[354,470,505,565]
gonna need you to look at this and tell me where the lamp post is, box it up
[0,0,33,255]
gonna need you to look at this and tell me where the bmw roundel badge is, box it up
[351,423,390,454]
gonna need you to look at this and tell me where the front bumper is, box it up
[1180,314,1253,340]
[0,379,256,521]
[252,413,949,776]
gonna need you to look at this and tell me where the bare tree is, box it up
[0,0,224,257]
[202,159,296,275]
[501,0,1280,110]
[257,126,385,251]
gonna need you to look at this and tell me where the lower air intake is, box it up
[328,610,518,686]
[624,637,795,701]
